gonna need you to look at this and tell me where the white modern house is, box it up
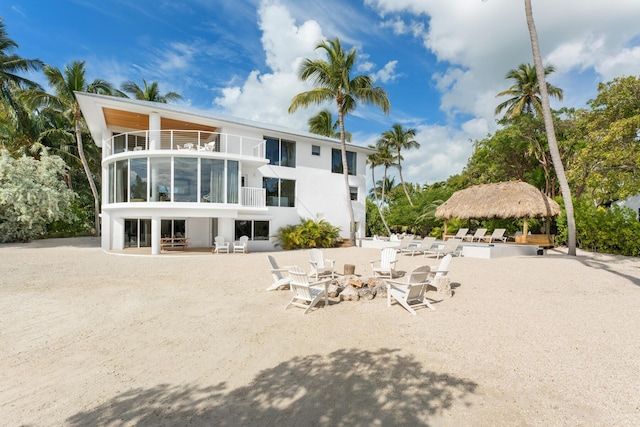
[75,92,373,254]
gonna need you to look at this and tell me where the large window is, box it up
[235,220,270,240]
[201,158,225,203]
[265,136,296,167]
[130,158,148,201]
[227,160,239,204]
[150,157,171,202]
[264,178,295,207]
[331,148,356,175]
[161,219,185,238]
[174,157,197,202]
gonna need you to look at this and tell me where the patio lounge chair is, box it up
[308,248,336,280]
[399,236,436,257]
[265,255,294,291]
[370,247,398,279]
[395,234,415,252]
[463,228,487,242]
[451,228,469,240]
[212,236,229,254]
[285,266,330,314]
[482,228,507,243]
[233,235,249,253]
[424,238,462,259]
[386,265,435,315]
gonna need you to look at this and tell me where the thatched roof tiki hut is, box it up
[435,181,560,240]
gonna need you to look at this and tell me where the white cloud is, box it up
[371,60,399,83]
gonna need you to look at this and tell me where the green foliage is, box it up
[366,199,387,236]
[273,218,341,250]
[0,149,77,242]
[555,197,640,256]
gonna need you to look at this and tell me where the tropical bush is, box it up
[273,218,341,250]
[556,197,640,256]
[0,149,78,242]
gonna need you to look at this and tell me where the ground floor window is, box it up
[124,218,151,247]
[234,220,270,240]
[161,219,186,238]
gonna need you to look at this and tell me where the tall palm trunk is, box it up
[397,153,413,206]
[524,0,576,255]
[370,163,391,235]
[74,108,101,236]
[337,101,356,246]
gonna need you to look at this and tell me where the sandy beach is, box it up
[1,237,639,426]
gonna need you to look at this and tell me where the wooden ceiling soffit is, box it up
[102,107,218,133]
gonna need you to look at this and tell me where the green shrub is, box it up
[273,218,341,250]
[556,197,640,256]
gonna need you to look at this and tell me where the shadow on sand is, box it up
[67,348,477,426]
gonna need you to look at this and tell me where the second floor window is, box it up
[265,136,296,167]
[264,177,295,207]
[331,148,356,175]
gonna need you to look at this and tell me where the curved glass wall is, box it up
[106,156,240,205]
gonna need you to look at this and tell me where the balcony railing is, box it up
[242,187,266,208]
[106,130,266,160]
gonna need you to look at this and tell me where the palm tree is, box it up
[380,123,420,206]
[495,62,563,118]
[0,18,43,95]
[120,79,182,103]
[289,38,390,245]
[26,61,119,236]
[366,147,391,235]
[523,0,576,255]
[308,109,352,141]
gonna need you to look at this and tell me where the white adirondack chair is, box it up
[265,255,293,291]
[285,266,330,314]
[308,248,336,280]
[386,265,435,315]
[233,235,249,253]
[213,235,229,254]
[370,247,398,278]
[427,254,453,297]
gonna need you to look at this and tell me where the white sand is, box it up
[1,237,639,426]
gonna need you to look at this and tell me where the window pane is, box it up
[331,148,342,173]
[235,220,251,240]
[312,145,320,156]
[265,137,279,166]
[108,163,114,204]
[264,177,279,206]
[201,159,225,203]
[115,160,128,202]
[149,157,171,202]
[161,219,172,238]
[331,148,356,175]
[347,151,356,175]
[174,157,197,202]
[350,186,358,201]
[254,221,270,240]
[130,157,148,201]
[280,179,295,207]
[281,139,296,167]
[227,160,239,204]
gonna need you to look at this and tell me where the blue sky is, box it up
[3,0,640,185]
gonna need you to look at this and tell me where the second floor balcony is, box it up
[106,130,266,160]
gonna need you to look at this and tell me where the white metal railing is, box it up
[106,130,266,161]
[242,187,266,208]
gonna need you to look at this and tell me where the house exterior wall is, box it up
[75,93,372,254]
